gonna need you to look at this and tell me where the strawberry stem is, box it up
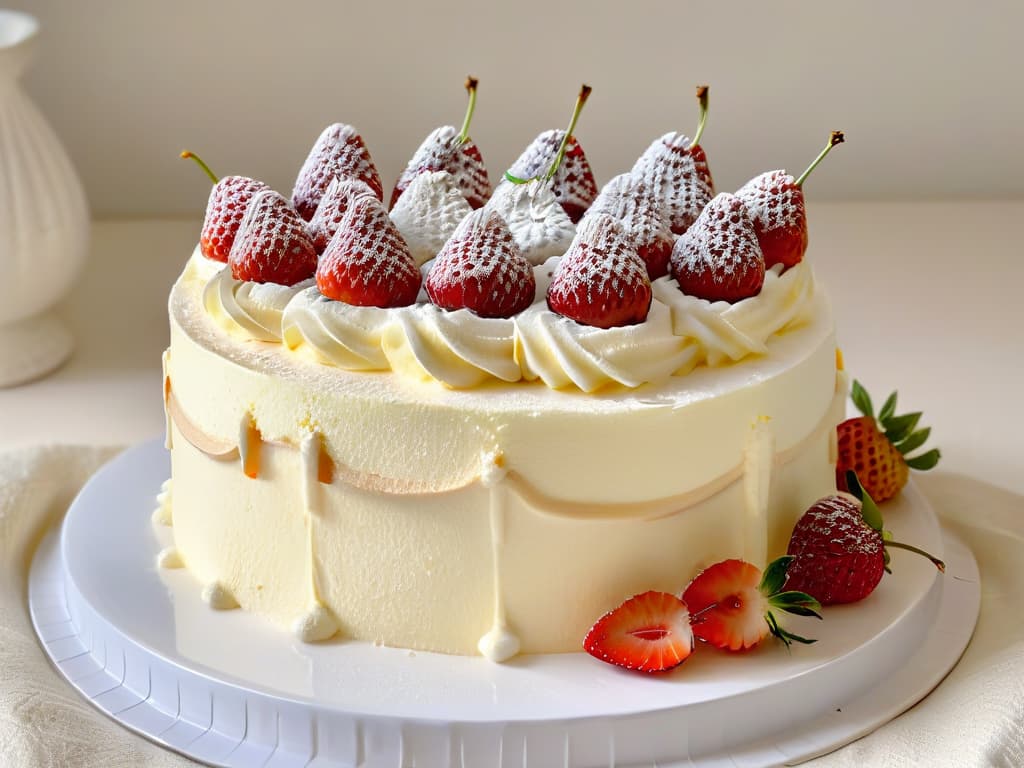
[688,85,709,149]
[886,540,946,572]
[544,84,592,181]
[795,131,844,188]
[180,150,218,185]
[456,76,479,145]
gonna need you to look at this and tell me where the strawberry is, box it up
[547,214,652,328]
[583,591,693,674]
[786,474,945,605]
[586,173,674,279]
[315,195,421,307]
[390,77,491,211]
[835,380,941,502]
[735,131,844,269]
[292,123,384,221]
[180,151,270,263]
[308,177,379,254]
[631,86,715,235]
[425,208,536,318]
[682,557,821,651]
[670,193,765,302]
[227,190,317,285]
[504,85,597,223]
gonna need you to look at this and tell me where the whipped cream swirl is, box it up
[203,266,313,342]
[486,179,576,265]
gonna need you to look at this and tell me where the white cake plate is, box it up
[30,440,979,768]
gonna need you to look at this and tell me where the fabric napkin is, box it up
[2,445,1022,767]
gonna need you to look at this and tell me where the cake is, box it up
[160,83,847,663]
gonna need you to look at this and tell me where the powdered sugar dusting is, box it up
[425,208,535,318]
[735,170,804,231]
[389,170,472,266]
[485,178,576,265]
[201,175,270,262]
[505,129,597,221]
[228,190,317,286]
[308,177,378,253]
[631,132,714,235]
[292,123,383,221]
[586,173,674,278]
[391,125,492,210]
[671,193,765,301]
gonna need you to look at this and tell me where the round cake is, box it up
[161,84,847,662]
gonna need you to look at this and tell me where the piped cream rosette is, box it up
[200,246,815,391]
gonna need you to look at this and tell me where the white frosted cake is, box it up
[162,84,846,662]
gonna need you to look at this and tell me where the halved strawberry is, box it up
[682,557,821,651]
[583,591,694,674]
[227,190,317,285]
[292,123,383,221]
[316,195,421,307]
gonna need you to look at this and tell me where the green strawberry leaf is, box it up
[884,412,922,443]
[897,427,931,456]
[769,590,823,619]
[878,391,898,422]
[906,448,941,471]
[759,556,793,596]
[845,471,884,531]
[766,611,817,647]
[850,380,874,418]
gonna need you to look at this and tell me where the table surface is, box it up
[2,202,1022,497]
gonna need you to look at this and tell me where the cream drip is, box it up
[389,170,472,266]
[161,350,173,450]
[296,431,339,642]
[742,418,775,568]
[486,179,576,265]
[478,451,520,662]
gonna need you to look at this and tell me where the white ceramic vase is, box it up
[0,10,89,387]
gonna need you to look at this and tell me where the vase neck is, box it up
[0,11,38,81]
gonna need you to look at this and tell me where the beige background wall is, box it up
[11,0,1024,216]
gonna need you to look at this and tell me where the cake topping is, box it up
[736,131,844,269]
[316,195,421,307]
[181,151,271,264]
[546,213,652,328]
[292,123,384,221]
[227,190,318,286]
[390,77,492,210]
[631,85,715,235]
[485,177,576,265]
[504,84,598,223]
[308,177,379,254]
[785,475,945,606]
[389,170,473,266]
[670,192,766,303]
[835,379,941,502]
[425,208,536,318]
[683,557,821,650]
[586,173,675,279]
[584,591,694,674]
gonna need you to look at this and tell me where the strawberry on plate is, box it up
[583,590,694,673]
[682,557,821,650]
[836,380,941,503]
[786,473,945,605]
[227,190,317,285]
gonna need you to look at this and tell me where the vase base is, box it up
[0,311,73,387]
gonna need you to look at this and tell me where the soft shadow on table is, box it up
[808,471,1024,767]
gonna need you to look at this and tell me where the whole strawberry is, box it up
[316,196,420,307]
[547,214,652,328]
[584,590,694,674]
[292,123,384,221]
[631,85,715,235]
[683,557,820,651]
[504,85,598,223]
[786,473,945,605]
[228,190,317,285]
[670,193,765,302]
[181,151,270,263]
[425,208,536,318]
[390,76,492,210]
[736,131,844,270]
[308,177,379,254]
[585,173,674,280]
[836,380,941,503]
